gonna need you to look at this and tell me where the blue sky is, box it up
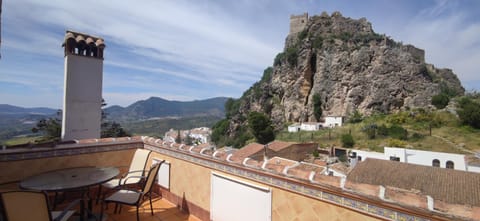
[1,0,479,108]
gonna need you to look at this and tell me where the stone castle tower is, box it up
[61,31,105,141]
[289,13,308,34]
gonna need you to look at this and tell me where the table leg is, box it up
[80,198,85,221]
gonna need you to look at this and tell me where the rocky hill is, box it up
[227,12,464,135]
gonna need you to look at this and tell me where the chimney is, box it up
[61,31,105,141]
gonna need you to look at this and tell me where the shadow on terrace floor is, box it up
[98,196,200,221]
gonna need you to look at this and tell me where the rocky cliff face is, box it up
[228,12,464,134]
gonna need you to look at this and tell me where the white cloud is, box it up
[397,7,480,84]
[1,0,480,108]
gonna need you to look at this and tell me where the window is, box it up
[446,161,454,169]
[357,156,362,161]
[432,159,440,167]
[389,156,400,161]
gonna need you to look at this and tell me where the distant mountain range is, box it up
[0,97,229,142]
[0,104,57,129]
[104,97,229,122]
[0,104,57,115]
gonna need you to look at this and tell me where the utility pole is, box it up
[429,122,432,136]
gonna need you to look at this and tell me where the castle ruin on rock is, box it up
[227,11,464,133]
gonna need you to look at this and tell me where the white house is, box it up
[300,122,322,131]
[287,123,301,132]
[323,116,344,128]
[189,127,211,144]
[349,147,480,173]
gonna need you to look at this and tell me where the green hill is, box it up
[276,108,480,154]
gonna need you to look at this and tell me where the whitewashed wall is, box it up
[62,55,103,141]
[324,117,343,127]
[384,147,467,170]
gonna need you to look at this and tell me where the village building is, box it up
[350,147,480,172]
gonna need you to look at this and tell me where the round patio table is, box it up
[20,167,119,221]
[20,167,119,191]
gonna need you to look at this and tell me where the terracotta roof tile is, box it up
[231,142,264,161]
[287,168,311,180]
[264,157,297,173]
[267,141,295,152]
[313,174,342,187]
[347,158,480,206]
[195,143,211,149]
[244,159,263,168]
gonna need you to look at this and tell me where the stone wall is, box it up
[289,13,308,34]
[402,44,425,62]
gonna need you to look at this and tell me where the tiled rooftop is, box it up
[230,142,264,161]
[348,158,480,206]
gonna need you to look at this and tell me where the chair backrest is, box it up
[128,149,152,176]
[142,161,164,195]
[1,191,52,221]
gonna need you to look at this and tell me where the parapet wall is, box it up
[402,44,425,62]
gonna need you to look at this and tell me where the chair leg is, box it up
[100,201,105,221]
[136,205,140,221]
[149,194,154,216]
[53,192,59,210]
[96,185,102,204]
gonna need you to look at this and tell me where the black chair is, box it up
[97,149,152,204]
[101,160,165,221]
[1,190,80,221]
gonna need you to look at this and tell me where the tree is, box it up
[388,124,408,140]
[100,99,130,138]
[211,119,229,145]
[247,112,275,145]
[175,130,182,143]
[431,93,449,109]
[341,133,355,148]
[457,97,480,129]
[32,118,61,141]
[225,98,240,119]
[32,109,62,142]
[101,122,130,138]
[185,133,193,145]
[313,93,322,121]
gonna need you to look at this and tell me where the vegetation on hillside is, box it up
[212,67,276,148]
[431,93,450,109]
[248,112,275,145]
[276,101,480,154]
[457,96,480,129]
[31,117,62,142]
[313,93,322,121]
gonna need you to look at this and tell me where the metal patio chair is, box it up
[101,160,165,221]
[1,190,80,221]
